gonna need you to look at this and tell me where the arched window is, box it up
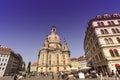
[101,22,104,26]
[104,38,109,44]
[57,54,59,64]
[101,29,104,34]
[116,28,120,33]
[111,21,115,25]
[109,38,113,44]
[97,22,104,26]
[111,28,116,33]
[118,20,120,25]
[109,49,115,57]
[117,37,120,43]
[97,22,101,26]
[108,21,111,25]
[114,49,119,57]
[49,55,51,65]
[104,29,109,34]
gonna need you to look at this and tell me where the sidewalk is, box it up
[0,75,117,80]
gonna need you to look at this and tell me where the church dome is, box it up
[47,25,61,43]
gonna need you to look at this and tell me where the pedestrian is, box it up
[115,70,119,80]
[52,72,54,80]
[61,71,64,79]
[111,70,115,77]
[13,74,18,80]
[57,72,60,80]
[100,72,104,80]
[78,71,85,79]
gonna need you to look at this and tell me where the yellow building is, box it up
[38,26,71,73]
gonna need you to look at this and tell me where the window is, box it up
[100,29,109,34]
[109,49,115,57]
[2,59,4,61]
[97,22,101,26]
[104,38,109,44]
[111,28,116,33]
[109,38,113,44]
[63,60,65,65]
[97,22,104,26]
[108,21,115,26]
[57,54,59,65]
[118,20,120,24]
[116,28,120,33]
[49,67,51,70]
[109,49,120,57]
[101,22,104,26]
[111,21,115,25]
[108,21,111,25]
[104,29,109,34]
[100,29,104,34]
[1,63,3,66]
[2,67,4,70]
[64,67,66,70]
[114,49,120,57]
[117,37,120,43]
[111,28,120,33]
[5,59,7,61]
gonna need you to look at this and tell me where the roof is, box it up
[31,62,38,66]
[0,46,13,54]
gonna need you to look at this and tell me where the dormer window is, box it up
[96,15,102,19]
[103,14,111,18]
[112,13,120,17]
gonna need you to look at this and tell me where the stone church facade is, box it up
[38,26,71,73]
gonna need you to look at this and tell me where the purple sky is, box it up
[0,0,120,64]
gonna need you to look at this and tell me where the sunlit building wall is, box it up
[84,13,120,75]
[38,26,71,73]
[0,46,24,77]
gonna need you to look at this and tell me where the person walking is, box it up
[52,72,54,80]
[115,70,119,80]
[13,74,18,80]
[100,72,104,80]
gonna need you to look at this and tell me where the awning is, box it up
[115,64,120,67]
[79,66,91,70]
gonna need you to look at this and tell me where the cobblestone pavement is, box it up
[0,75,117,80]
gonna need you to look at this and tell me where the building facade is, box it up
[70,56,87,70]
[84,13,120,75]
[38,26,71,73]
[70,58,79,70]
[30,62,38,72]
[78,56,87,70]
[0,46,25,77]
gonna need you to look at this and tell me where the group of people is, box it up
[13,74,24,80]
[12,70,120,80]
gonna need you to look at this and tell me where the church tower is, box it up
[38,25,71,73]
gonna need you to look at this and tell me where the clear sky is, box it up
[0,0,120,64]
